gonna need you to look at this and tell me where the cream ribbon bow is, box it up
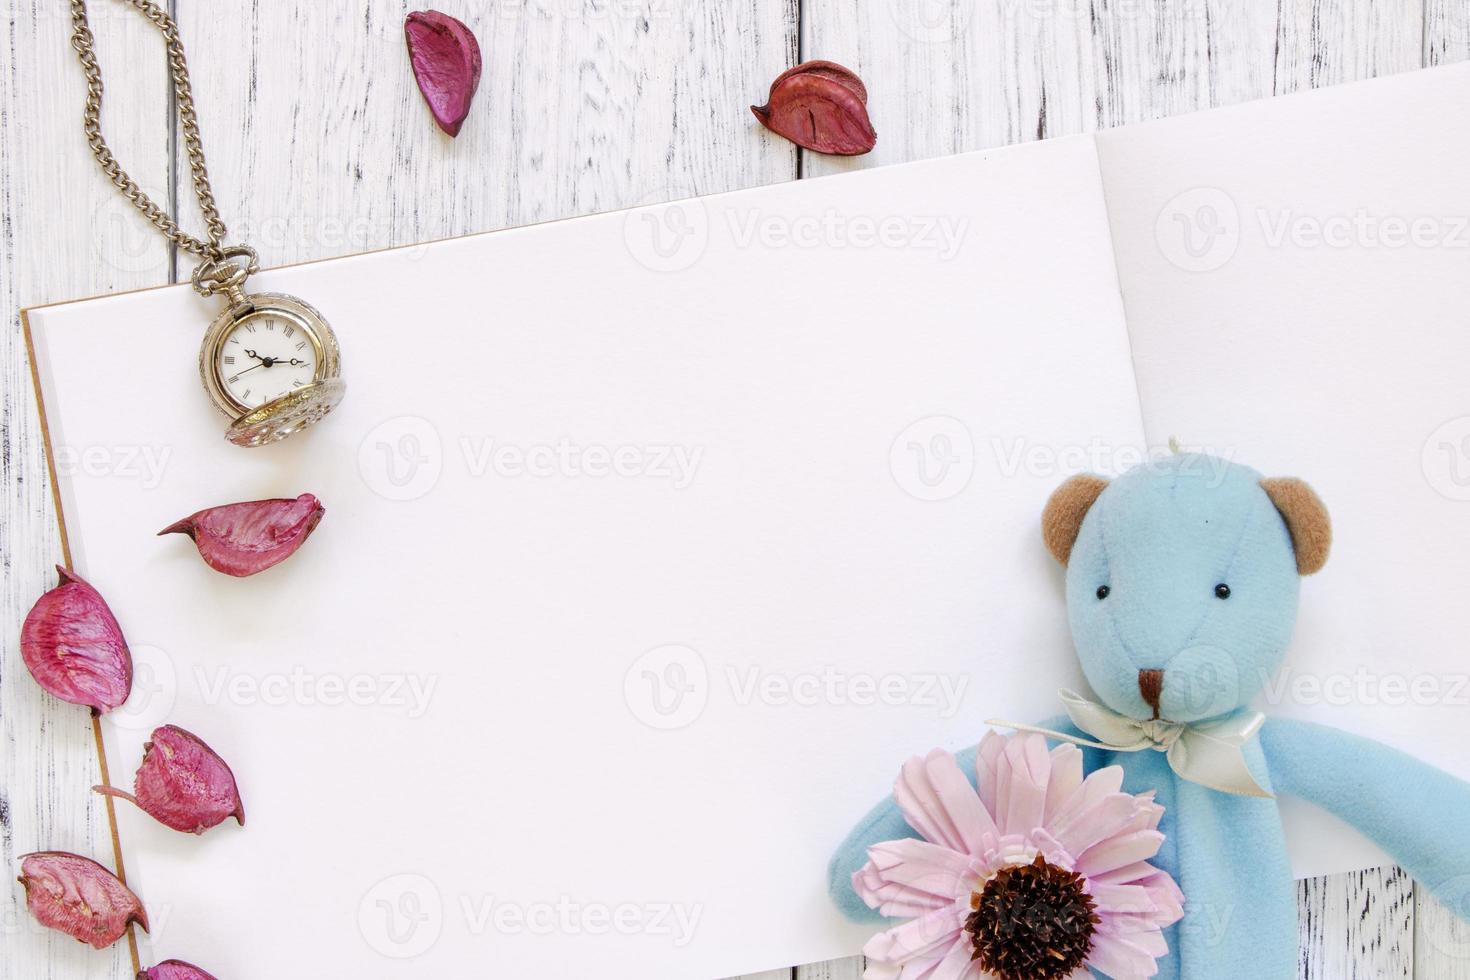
[988,689,1273,798]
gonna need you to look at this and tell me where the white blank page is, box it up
[27,134,1139,977]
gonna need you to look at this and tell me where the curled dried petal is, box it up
[160,493,325,577]
[138,960,219,980]
[18,852,148,949]
[21,567,133,713]
[751,60,876,156]
[405,10,483,137]
[98,725,245,835]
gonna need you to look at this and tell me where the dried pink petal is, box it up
[138,960,219,980]
[20,566,133,713]
[18,851,148,949]
[751,60,877,156]
[405,10,483,137]
[159,492,324,577]
[97,725,245,835]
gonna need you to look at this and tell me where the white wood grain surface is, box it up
[2,1,1467,977]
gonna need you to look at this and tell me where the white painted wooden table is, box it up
[2,1,1468,977]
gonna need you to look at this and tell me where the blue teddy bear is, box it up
[830,452,1470,978]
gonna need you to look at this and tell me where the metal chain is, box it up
[69,0,229,259]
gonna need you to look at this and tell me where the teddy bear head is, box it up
[1042,453,1330,722]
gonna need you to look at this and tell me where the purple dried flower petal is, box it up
[97,725,245,835]
[405,10,483,137]
[138,960,219,980]
[160,493,324,577]
[751,60,877,156]
[18,852,148,949]
[20,566,133,713]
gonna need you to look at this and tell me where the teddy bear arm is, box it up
[1260,715,1470,919]
[827,716,1088,923]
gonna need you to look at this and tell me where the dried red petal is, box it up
[138,960,219,980]
[751,60,877,155]
[20,567,133,713]
[160,492,324,577]
[98,725,245,835]
[405,10,483,137]
[18,852,148,949]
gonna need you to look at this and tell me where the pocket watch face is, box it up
[216,308,321,410]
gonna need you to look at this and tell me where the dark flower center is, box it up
[966,854,1100,980]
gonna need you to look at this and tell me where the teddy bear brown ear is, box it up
[1260,478,1331,575]
[1042,475,1110,566]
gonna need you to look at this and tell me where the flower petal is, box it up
[18,852,147,949]
[750,61,877,156]
[1077,829,1166,877]
[974,731,1007,813]
[20,567,132,713]
[1049,792,1144,857]
[1043,742,1084,824]
[1087,930,1170,980]
[404,11,483,137]
[139,962,219,980]
[925,934,985,980]
[160,493,324,577]
[1048,762,1125,832]
[861,903,965,965]
[856,838,977,913]
[997,733,1050,835]
[99,725,244,834]
[894,750,986,852]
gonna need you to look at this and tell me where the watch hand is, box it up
[233,362,268,377]
[243,348,262,361]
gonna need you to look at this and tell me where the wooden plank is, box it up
[170,0,799,270]
[1425,0,1470,65]
[1,1,173,978]
[1416,891,1470,980]
[1298,866,1414,979]
[1273,0,1424,92]
[796,955,865,979]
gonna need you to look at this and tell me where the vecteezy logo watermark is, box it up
[624,645,972,729]
[1256,210,1470,251]
[623,197,710,273]
[724,209,970,260]
[725,665,969,718]
[460,439,702,489]
[1423,416,1470,502]
[890,416,975,501]
[192,666,439,718]
[1259,666,1470,708]
[52,443,172,490]
[359,873,444,959]
[624,645,710,730]
[459,896,702,946]
[359,416,444,502]
[1155,188,1241,272]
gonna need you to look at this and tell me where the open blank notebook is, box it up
[24,63,1470,978]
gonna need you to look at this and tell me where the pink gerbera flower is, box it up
[853,732,1184,980]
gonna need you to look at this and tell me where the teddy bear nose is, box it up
[1138,669,1164,719]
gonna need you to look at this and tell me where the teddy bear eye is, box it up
[1215,583,1231,599]
[1096,585,1111,600]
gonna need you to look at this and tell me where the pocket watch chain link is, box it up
[69,0,230,264]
